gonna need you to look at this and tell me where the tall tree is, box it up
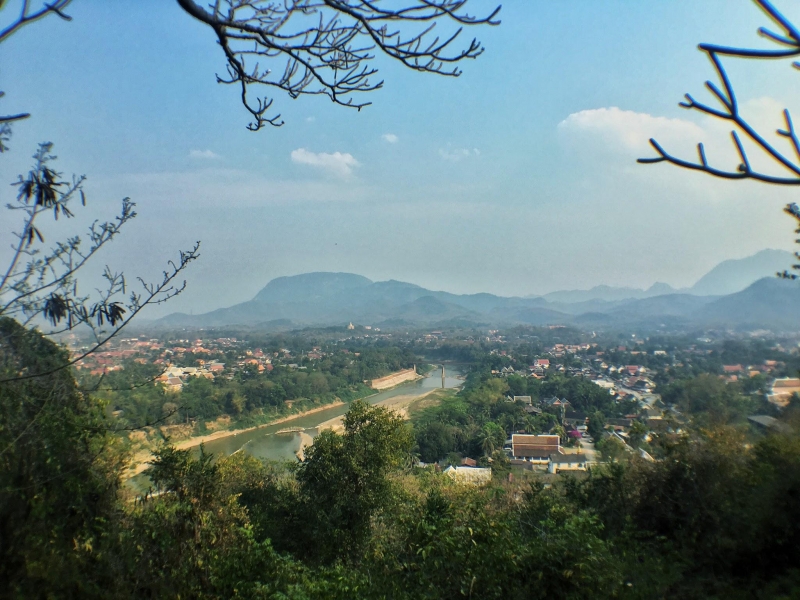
[295,399,412,562]
[0,317,122,597]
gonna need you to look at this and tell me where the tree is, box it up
[476,422,504,456]
[0,317,123,597]
[637,0,800,274]
[551,423,566,444]
[295,399,413,563]
[415,420,456,462]
[0,145,199,384]
[176,0,501,130]
[596,436,626,462]
[628,419,648,449]
[587,410,606,440]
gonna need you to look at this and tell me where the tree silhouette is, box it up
[637,0,800,277]
[177,0,500,130]
[0,144,199,383]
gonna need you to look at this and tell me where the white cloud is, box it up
[558,107,704,153]
[381,133,398,143]
[305,116,316,123]
[189,149,221,159]
[439,146,480,161]
[290,148,360,178]
[558,100,798,177]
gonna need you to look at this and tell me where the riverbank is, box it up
[125,400,345,478]
[297,388,440,458]
[295,432,314,461]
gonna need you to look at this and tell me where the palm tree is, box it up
[477,428,496,456]
[523,415,540,434]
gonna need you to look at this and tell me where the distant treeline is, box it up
[89,346,419,431]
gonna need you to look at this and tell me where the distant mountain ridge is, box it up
[541,282,678,304]
[537,249,794,303]
[158,250,800,331]
[688,249,793,296]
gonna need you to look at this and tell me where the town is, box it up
[61,321,800,481]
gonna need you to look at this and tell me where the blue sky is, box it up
[2,1,800,316]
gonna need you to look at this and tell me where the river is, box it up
[129,366,462,492]
[194,365,463,462]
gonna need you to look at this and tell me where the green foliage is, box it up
[587,410,606,440]
[96,345,417,432]
[296,399,413,563]
[0,318,122,598]
[411,377,513,462]
[628,420,648,449]
[596,435,627,462]
[411,371,602,464]
[6,322,800,598]
[661,373,762,425]
[415,420,457,463]
[568,430,800,597]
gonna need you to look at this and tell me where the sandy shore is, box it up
[297,389,439,458]
[175,401,345,450]
[295,432,314,461]
[125,400,346,478]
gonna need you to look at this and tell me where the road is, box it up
[578,437,599,464]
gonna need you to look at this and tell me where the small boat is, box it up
[276,426,305,434]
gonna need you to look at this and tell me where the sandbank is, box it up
[125,400,345,478]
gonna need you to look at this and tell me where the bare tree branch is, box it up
[0,1,73,133]
[638,0,800,184]
[0,143,200,383]
[176,0,500,130]
[0,0,73,43]
[638,0,800,276]
[0,241,200,383]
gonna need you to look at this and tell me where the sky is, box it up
[2,0,800,317]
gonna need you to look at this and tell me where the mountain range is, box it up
[539,249,793,302]
[157,249,800,331]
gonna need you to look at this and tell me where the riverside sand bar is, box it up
[196,365,462,462]
[127,366,463,483]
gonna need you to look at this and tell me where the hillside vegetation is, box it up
[3,320,800,598]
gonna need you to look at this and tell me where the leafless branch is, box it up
[0,242,200,383]
[0,143,200,383]
[0,0,73,43]
[0,1,73,132]
[638,0,800,185]
[176,0,500,130]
